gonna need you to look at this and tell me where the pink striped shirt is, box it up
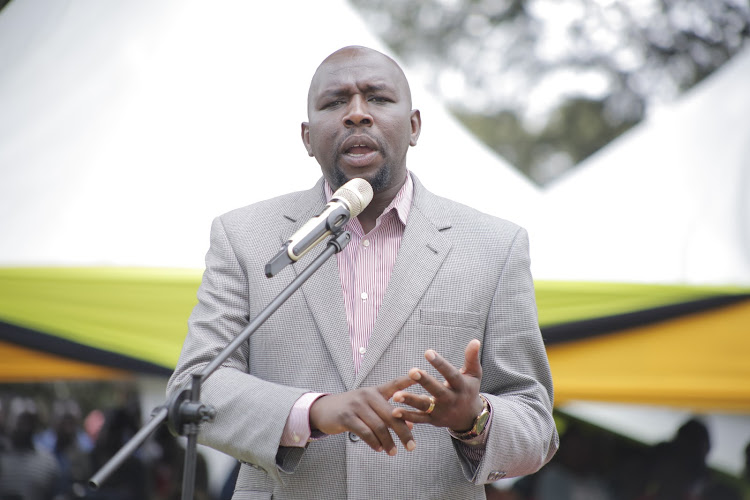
[333,174,413,374]
[280,175,412,446]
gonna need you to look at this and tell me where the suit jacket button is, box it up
[487,471,506,481]
[348,432,360,442]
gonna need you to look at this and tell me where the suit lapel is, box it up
[283,179,356,390]
[278,176,453,390]
[353,178,452,388]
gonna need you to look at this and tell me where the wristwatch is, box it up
[451,394,490,439]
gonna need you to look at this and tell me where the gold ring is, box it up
[426,396,436,415]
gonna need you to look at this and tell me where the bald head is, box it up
[307,46,413,116]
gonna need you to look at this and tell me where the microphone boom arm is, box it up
[89,229,353,499]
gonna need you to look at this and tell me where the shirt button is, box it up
[358,346,366,355]
[362,239,370,247]
[360,292,368,300]
[348,432,360,442]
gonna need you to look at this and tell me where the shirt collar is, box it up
[324,171,413,226]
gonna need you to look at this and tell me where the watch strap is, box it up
[449,394,490,440]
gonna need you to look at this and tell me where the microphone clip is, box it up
[264,205,351,278]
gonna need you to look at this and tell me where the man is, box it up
[168,45,558,499]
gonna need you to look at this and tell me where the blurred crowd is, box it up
[488,418,750,500]
[0,390,217,500]
[1,387,749,500]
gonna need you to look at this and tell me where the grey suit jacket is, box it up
[168,173,558,500]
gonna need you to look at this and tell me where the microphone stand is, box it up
[88,229,352,500]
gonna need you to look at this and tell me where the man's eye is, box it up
[369,96,388,103]
[324,100,345,108]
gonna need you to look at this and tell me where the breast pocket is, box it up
[419,308,482,331]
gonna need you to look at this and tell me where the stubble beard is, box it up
[331,161,391,193]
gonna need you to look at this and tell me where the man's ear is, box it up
[409,110,421,147]
[301,122,314,157]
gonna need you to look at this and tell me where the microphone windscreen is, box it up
[333,178,374,217]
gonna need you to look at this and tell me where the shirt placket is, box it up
[352,226,378,374]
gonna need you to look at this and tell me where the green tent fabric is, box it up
[0,267,202,375]
[1,267,749,411]
[536,280,749,329]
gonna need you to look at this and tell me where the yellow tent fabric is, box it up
[547,299,750,412]
[0,340,131,381]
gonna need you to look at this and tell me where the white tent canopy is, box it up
[0,0,539,270]
[531,47,750,286]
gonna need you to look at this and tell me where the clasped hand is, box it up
[309,339,483,456]
[392,338,484,433]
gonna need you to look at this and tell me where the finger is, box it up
[423,349,467,392]
[357,406,398,455]
[461,339,482,379]
[393,391,434,412]
[367,401,416,454]
[349,422,386,453]
[392,407,433,425]
[406,367,446,398]
[389,415,417,452]
[378,375,417,400]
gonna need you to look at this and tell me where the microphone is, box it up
[265,178,373,277]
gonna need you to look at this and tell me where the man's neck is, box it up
[357,173,407,233]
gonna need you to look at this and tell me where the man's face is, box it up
[302,48,421,192]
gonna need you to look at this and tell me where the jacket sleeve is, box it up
[452,227,559,483]
[166,216,309,485]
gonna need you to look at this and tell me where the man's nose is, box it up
[343,95,372,127]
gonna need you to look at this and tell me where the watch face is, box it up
[474,408,490,435]
[452,396,491,439]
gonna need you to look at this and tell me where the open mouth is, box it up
[340,136,380,167]
[345,144,376,157]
